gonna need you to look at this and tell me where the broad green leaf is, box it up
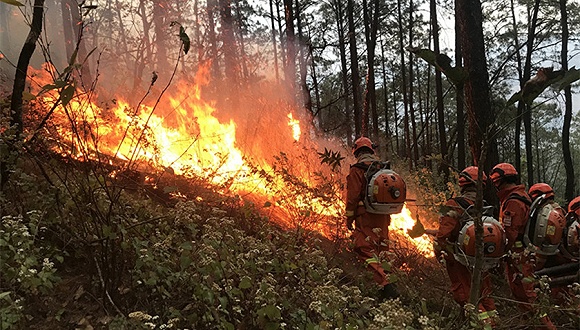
[239,276,252,289]
[180,26,190,55]
[180,254,192,269]
[0,291,11,300]
[61,84,75,107]
[0,0,24,6]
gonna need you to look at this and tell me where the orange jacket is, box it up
[497,184,531,250]
[436,191,476,249]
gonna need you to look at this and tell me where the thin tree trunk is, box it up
[347,0,362,137]
[397,0,410,163]
[523,0,540,187]
[283,0,297,89]
[1,0,45,189]
[335,0,352,145]
[455,12,465,169]
[560,0,575,201]
[295,0,312,114]
[269,0,280,82]
[432,0,448,176]
[509,0,524,174]
[409,0,418,167]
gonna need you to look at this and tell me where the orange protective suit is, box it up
[435,191,496,314]
[497,184,556,330]
[345,154,392,287]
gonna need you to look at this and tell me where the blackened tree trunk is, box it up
[409,0,418,167]
[361,0,380,140]
[397,0,410,163]
[454,13,465,170]
[283,0,297,90]
[219,0,239,97]
[1,0,45,189]
[152,0,170,74]
[509,0,524,175]
[522,0,540,187]
[207,0,220,80]
[347,0,362,138]
[295,0,313,115]
[560,0,576,201]
[455,0,498,305]
[334,0,353,145]
[432,0,448,176]
[269,0,280,82]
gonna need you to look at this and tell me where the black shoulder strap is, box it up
[453,196,472,210]
[351,163,369,170]
[506,193,532,206]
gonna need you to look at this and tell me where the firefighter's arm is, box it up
[434,200,461,257]
[345,168,364,230]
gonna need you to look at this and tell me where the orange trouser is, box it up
[445,258,496,312]
[506,251,556,330]
[352,224,390,287]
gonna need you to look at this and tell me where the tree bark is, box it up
[269,0,280,82]
[334,0,352,145]
[432,0,449,177]
[283,0,297,90]
[454,12,465,170]
[1,0,45,189]
[455,0,497,305]
[347,0,362,138]
[397,0,410,163]
[522,0,540,187]
[560,0,576,201]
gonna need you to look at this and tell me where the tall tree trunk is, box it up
[509,0,524,174]
[409,0,418,167]
[269,0,280,82]
[397,0,410,163]
[219,0,239,103]
[234,1,249,80]
[455,0,497,305]
[152,0,170,74]
[560,0,576,201]
[454,9,465,170]
[335,0,353,145]
[432,0,448,176]
[295,0,312,114]
[380,37,391,155]
[276,0,287,68]
[283,0,297,90]
[347,0,362,137]
[1,0,45,189]
[207,0,220,81]
[362,0,380,140]
[522,0,540,187]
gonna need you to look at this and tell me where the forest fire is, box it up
[26,63,433,256]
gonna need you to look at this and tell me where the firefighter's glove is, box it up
[346,216,355,231]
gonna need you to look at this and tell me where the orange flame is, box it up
[287,113,300,142]
[391,205,434,257]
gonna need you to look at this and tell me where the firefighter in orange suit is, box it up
[434,166,498,324]
[345,136,399,300]
[490,163,556,330]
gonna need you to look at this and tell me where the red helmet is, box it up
[352,137,375,155]
[528,183,555,201]
[569,196,580,217]
[459,166,487,187]
[490,163,518,186]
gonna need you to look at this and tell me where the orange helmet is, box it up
[352,137,375,156]
[569,196,580,217]
[490,163,518,186]
[459,166,487,187]
[528,183,555,201]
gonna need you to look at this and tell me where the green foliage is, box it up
[0,211,60,328]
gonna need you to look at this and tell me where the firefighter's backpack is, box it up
[353,161,406,214]
[453,198,507,271]
[522,194,567,256]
